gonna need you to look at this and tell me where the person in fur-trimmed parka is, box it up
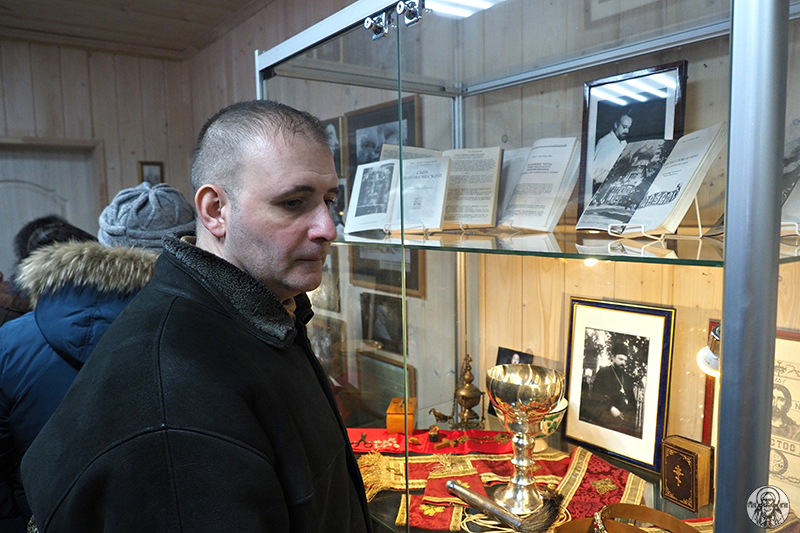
[0,241,156,529]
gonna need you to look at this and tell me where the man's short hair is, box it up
[191,100,329,200]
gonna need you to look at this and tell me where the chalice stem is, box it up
[493,431,543,514]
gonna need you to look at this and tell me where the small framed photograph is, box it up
[344,95,421,193]
[139,161,164,185]
[307,314,347,380]
[359,292,404,354]
[488,347,534,417]
[579,61,687,213]
[308,247,341,313]
[350,245,425,298]
[565,297,675,472]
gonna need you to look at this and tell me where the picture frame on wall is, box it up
[139,161,164,185]
[307,314,347,381]
[321,116,347,179]
[579,61,688,213]
[344,95,421,194]
[349,245,425,298]
[565,297,675,473]
[308,247,341,313]
[359,292,404,354]
[356,350,417,417]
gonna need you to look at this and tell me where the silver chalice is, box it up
[486,364,565,515]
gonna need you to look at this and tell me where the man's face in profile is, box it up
[612,353,627,368]
[613,115,633,141]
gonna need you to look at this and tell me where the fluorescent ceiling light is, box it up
[426,1,475,17]
[591,88,628,106]
[626,79,667,98]
[651,73,677,88]
[426,0,502,18]
[605,83,648,102]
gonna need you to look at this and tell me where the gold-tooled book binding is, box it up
[661,435,714,512]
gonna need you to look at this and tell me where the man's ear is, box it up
[195,184,229,239]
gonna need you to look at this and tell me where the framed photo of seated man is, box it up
[565,297,675,473]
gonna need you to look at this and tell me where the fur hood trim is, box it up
[17,241,157,307]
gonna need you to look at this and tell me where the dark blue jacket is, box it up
[0,242,156,530]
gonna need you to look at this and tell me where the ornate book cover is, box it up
[661,435,714,512]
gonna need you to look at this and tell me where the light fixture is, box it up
[696,324,720,377]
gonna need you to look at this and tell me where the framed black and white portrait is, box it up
[565,297,675,472]
[359,292,404,354]
[579,61,687,213]
[344,96,421,194]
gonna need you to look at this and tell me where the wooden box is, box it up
[386,397,417,434]
[661,435,714,512]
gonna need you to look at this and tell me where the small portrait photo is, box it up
[495,346,533,366]
[139,161,164,185]
[488,347,535,416]
[355,120,407,165]
[578,329,648,439]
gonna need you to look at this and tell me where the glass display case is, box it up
[256,0,797,530]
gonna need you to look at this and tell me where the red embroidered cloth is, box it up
[347,427,513,454]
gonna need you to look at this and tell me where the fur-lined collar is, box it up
[16,241,157,307]
[163,233,309,345]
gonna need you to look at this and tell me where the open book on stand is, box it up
[344,146,503,234]
[577,122,727,236]
[495,137,581,233]
[707,133,800,237]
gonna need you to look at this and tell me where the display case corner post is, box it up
[717,0,789,529]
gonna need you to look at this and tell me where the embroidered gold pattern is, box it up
[420,504,446,516]
[591,478,619,495]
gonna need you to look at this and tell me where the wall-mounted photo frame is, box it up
[139,161,164,185]
[579,61,687,213]
[565,297,675,473]
[321,116,346,179]
[344,95,421,194]
[308,247,341,313]
[350,245,425,298]
[359,292,404,354]
[307,314,347,381]
[356,350,417,417]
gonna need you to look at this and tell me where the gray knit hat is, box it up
[98,183,195,251]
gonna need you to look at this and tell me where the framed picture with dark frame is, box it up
[308,247,341,313]
[344,95,421,195]
[565,297,675,473]
[359,292,404,354]
[350,245,425,298]
[356,350,417,417]
[139,161,164,185]
[579,61,688,213]
[307,314,347,380]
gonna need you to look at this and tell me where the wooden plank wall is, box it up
[0,41,195,205]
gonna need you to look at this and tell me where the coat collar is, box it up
[163,232,313,346]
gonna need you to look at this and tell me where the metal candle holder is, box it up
[486,364,565,515]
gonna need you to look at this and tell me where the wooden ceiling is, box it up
[0,0,275,60]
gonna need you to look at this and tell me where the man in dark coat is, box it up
[591,351,639,437]
[21,100,372,533]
